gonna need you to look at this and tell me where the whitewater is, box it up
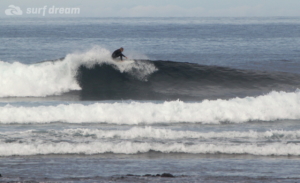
[1,125,300,156]
[1,141,300,156]
[0,90,300,124]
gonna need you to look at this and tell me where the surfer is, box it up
[112,47,127,61]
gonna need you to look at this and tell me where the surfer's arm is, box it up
[121,53,128,59]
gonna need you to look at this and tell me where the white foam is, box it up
[2,127,300,156]
[0,46,157,97]
[62,128,300,140]
[0,141,299,156]
[0,90,300,124]
[4,127,300,141]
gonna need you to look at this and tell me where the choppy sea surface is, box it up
[0,17,300,182]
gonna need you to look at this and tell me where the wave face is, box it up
[77,60,300,100]
[1,47,300,100]
[0,90,300,124]
[77,60,300,101]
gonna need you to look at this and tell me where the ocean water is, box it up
[0,17,300,182]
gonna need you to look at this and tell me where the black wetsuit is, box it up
[112,49,126,60]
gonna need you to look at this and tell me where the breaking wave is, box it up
[0,46,156,98]
[0,90,300,124]
[1,46,300,100]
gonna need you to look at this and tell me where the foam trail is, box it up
[0,90,300,124]
[3,127,300,140]
[0,141,299,156]
[0,46,156,97]
[58,128,300,140]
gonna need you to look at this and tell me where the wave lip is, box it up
[0,90,300,124]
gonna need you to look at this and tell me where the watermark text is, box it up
[5,5,80,16]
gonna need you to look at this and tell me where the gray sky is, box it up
[1,0,300,17]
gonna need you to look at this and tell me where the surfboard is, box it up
[117,60,135,64]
